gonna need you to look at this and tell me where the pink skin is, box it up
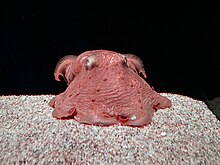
[54,55,78,85]
[49,50,172,127]
[53,50,147,85]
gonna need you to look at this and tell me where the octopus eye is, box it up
[121,55,128,66]
[85,54,96,70]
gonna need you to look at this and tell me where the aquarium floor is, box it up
[0,93,219,164]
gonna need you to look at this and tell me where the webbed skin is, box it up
[49,50,171,126]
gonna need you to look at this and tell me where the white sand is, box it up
[0,93,219,164]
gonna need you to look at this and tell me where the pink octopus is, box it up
[49,50,171,126]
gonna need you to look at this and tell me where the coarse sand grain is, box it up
[0,93,219,164]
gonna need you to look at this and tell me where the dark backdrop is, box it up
[1,1,219,101]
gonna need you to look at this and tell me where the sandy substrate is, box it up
[0,93,219,164]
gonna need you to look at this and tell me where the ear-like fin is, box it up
[124,54,147,78]
[54,55,77,85]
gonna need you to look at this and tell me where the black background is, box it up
[1,1,219,101]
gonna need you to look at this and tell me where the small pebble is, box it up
[161,132,167,136]
[130,115,137,120]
